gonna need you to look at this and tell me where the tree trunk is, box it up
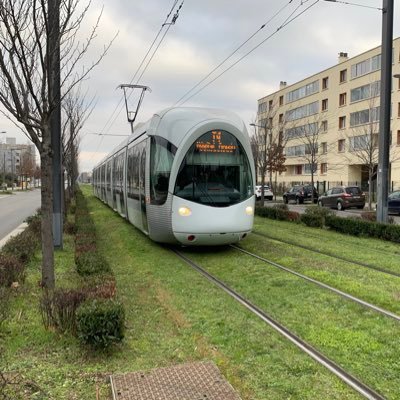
[40,144,55,289]
[368,168,373,211]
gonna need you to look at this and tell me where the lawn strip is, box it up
[241,233,400,315]
[181,245,400,399]
[254,217,400,274]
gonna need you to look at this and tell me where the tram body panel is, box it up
[171,196,254,245]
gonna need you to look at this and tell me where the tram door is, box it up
[139,143,148,233]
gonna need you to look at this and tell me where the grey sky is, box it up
[0,0,397,172]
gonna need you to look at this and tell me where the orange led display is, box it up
[195,131,237,153]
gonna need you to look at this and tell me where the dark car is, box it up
[283,184,318,204]
[318,186,365,211]
[388,190,400,215]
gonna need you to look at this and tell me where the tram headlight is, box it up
[178,206,192,216]
[245,206,253,216]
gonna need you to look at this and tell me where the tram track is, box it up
[252,230,400,279]
[231,244,400,323]
[172,248,386,400]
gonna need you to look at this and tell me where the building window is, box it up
[339,92,347,106]
[295,165,302,175]
[322,99,328,111]
[269,99,273,109]
[321,120,328,132]
[320,163,328,174]
[322,77,329,90]
[339,116,346,129]
[351,81,380,102]
[279,95,284,106]
[279,113,284,123]
[321,142,327,154]
[268,117,273,127]
[397,130,400,145]
[338,139,345,152]
[285,101,319,122]
[398,103,400,118]
[340,69,347,83]
[286,80,319,103]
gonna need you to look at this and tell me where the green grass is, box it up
[4,187,397,398]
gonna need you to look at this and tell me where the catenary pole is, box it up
[49,0,63,247]
[376,0,394,223]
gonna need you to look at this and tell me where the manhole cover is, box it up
[110,361,242,400]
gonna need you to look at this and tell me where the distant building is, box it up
[256,37,400,193]
[0,138,36,176]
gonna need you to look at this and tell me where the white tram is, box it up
[92,107,255,245]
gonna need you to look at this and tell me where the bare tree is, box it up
[19,151,36,189]
[294,116,328,202]
[62,87,94,205]
[252,99,287,204]
[0,0,115,288]
[344,97,400,210]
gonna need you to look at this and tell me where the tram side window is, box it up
[150,136,176,205]
[127,146,140,200]
[106,161,112,190]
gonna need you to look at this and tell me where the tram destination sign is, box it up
[195,130,237,153]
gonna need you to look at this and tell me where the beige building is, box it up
[256,37,400,194]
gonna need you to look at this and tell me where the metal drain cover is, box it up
[110,361,242,400]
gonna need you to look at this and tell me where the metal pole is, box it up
[376,0,394,223]
[49,0,63,248]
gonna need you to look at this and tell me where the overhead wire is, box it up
[97,0,184,138]
[172,0,294,107]
[175,0,320,106]
[88,0,184,164]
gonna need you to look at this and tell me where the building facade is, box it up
[256,38,400,194]
[0,137,36,182]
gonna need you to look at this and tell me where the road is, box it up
[0,190,41,241]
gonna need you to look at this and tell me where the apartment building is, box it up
[256,37,400,193]
[0,137,36,176]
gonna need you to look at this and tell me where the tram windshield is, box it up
[174,130,253,207]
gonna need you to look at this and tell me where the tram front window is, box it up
[174,130,253,207]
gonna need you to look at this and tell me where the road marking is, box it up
[0,222,28,249]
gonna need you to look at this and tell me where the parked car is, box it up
[255,185,273,201]
[388,190,400,215]
[283,184,318,204]
[318,186,365,211]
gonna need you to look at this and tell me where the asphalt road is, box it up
[0,189,41,241]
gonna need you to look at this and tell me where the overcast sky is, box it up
[1,0,398,172]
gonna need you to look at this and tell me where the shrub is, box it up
[40,288,87,333]
[0,287,10,328]
[64,220,76,235]
[301,206,334,228]
[25,213,42,235]
[0,254,25,287]
[255,205,300,222]
[75,252,111,276]
[1,229,39,263]
[76,298,125,348]
[325,215,400,243]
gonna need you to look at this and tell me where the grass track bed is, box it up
[240,234,400,316]
[180,245,400,398]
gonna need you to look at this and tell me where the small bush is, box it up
[1,230,39,263]
[76,298,125,348]
[301,206,334,228]
[64,220,76,235]
[255,205,300,222]
[25,213,42,235]
[75,252,111,276]
[40,288,87,333]
[0,287,10,328]
[325,215,400,242]
[274,203,289,211]
[0,254,25,287]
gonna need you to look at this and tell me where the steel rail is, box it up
[252,230,400,278]
[231,245,400,323]
[172,249,385,400]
